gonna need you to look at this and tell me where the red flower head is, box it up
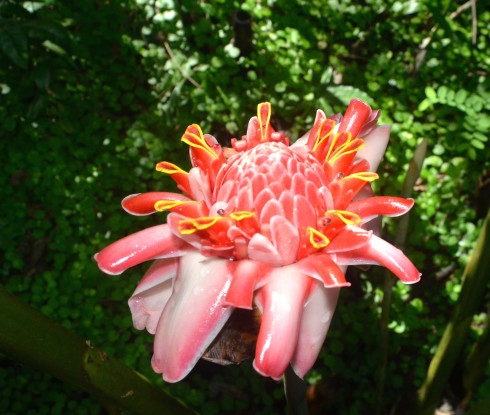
[95,99,420,382]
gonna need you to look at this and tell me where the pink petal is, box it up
[248,233,283,266]
[304,109,327,149]
[296,253,350,287]
[128,258,178,334]
[325,228,372,253]
[270,216,299,265]
[293,194,316,229]
[348,196,415,223]
[122,192,191,216]
[337,99,372,137]
[152,252,234,382]
[94,224,188,275]
[253,266,311,380]
[337,234,421,283]
[225,260,272,309]
[355,125,390,172]
[260,199,285,224]
[188,167,212,206]
[291,283,340,378]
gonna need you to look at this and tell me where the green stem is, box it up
[417,208,490,414]
[283,365,308,415]
[0,289,196,415]
[463,310,490,392]
[375,138,427,415]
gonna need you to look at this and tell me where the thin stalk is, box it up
[0,289,196,415]
[375,138,427,415]
[284,365,308,415]
[417,208,490,414]
[463,310,490,392]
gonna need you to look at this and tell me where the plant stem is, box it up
[375,138,427,415]
[417,208,490,414]
[0,289,196,415]
[284,365,308,415]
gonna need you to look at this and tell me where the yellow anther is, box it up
[307,227,331,249]
[325,132,352,162]
[339,172,379,183]
[328,138,366,165]
[325,210,361,226]
[154,200,199,212]
[181,124,219,160]
[230,211,255,221]
[178,216,224,235]
[257,102,272,141]
[156,161,189,175]
[313,119,335,152]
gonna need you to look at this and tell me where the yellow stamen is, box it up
[178,216,224,235]
[313,119,336,152]
[154,200,200,212]
[325,132,352,162]
[339,172,379,183]
[156,161,189,175]
[308,227,331,249]
[324,210,361,226]
[327,138,366,165]
[257,102,272,141]
[230,211,255,221]
[181,124,219,160]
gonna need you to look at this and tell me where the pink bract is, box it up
[95,99,420,382]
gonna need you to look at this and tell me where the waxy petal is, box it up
[337,234,421,283]
[253,266,312,380]
[225,260,272,309]
[326,227,372,253]
[152,252,234,382]
[128,258,178,334]
[122,192,192,216]
[348,196,415,223]
[270,216,300,265]
[356,125,390,172]
[94,224,188,275]
[297,253,350,287]
[248,233,283,266]
[337,98,372,137]
[292,283,340,378]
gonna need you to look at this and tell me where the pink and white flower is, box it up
[95,99,420,382]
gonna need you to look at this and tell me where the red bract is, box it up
[95,99,420,382]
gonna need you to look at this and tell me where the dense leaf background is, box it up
[1,0,489,414]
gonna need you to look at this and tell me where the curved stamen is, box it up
[324,210,361,226]
[328,138,366,166]
[258,102,272,142]
[307,227,330,249]
[182,124,220,160]
[230,211,255,221]
[156,161,189,175]
[178,216,225,235]
[339,171,379,183]
[313,119,336,152]
[154,200,200,211]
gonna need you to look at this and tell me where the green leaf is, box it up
[418,98,431,112]
[470,139,485,150]
[455,89,468,106]
[425,86,437,103]
[437,85,448,102]
[327,85,374,106]
[0,23,29,68]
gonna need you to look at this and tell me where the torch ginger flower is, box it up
[95,99,420,382]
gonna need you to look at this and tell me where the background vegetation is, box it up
[1,0,489,414]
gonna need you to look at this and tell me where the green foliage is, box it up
[1,0,489,414]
